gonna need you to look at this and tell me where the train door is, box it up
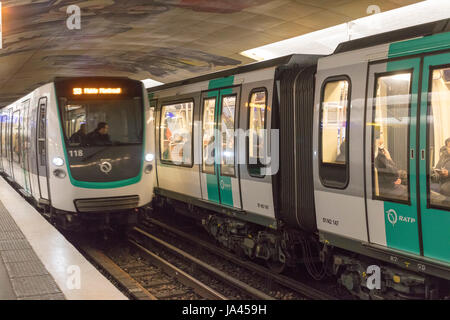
[1,115,8,174]
[5,109,13,178]
[365,57,422,255]
[21,100,32,194]
[11,109,21,184]
[37,97,49,201]
[200,86,242,208]
[418,52,450,263]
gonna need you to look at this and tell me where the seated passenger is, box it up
[69,123,87,145]
[374,139,408,200]
[431,138,450,196]
[86,122,112,146]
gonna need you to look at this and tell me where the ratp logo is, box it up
[386,209,397,227]
[386,209,416,227]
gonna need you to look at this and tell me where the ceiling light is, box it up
[240,0,450,61]
[142,78,164,88]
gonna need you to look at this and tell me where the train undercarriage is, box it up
[152,194,450,300]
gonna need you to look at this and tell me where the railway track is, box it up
[139,216,338,300]
[79,244,226,300]
[129,227,275,300]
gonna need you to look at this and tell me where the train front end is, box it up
[48,77,154,231]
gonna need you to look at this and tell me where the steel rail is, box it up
[128,238,227,300]
[132,226,275,300]
[80,245,157,300]
[143,218,337,300]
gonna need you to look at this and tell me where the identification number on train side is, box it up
[69,149,84,157]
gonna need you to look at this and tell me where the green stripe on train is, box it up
[388,31,450,58]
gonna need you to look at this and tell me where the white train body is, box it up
[0,77,155,230]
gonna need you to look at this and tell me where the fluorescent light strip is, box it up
[142,78,164,88]
[240,0,450,61]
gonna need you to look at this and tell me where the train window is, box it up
[202,98,216,174]
[220,95,237,176]
[160,100,193,166]
[372,72,411,203]
[427,66,450,210]
[12,110,20,164]
[21,100,30,171]
[248,89,267,177]
[319,77,350,188]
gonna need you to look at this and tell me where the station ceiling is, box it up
[0,0,422,106]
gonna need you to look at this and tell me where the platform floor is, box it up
[0,177,127,300]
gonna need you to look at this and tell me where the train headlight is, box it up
[144,164,153,174]
[52,157,64,167]
[145,153,154,162]
[53,169,66,179]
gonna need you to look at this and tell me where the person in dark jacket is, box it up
[431,138,450,196]
[69,123,87,145]
[86,122,112,146]
[374,138,407,200]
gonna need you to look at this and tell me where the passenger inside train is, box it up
[429,67,450,208]
[431,138,450,197]
[86,122,112,146]
[69,123,87,145]
[374,136,408,201]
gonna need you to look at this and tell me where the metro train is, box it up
[147,20,450,299]
[0,77,155,231]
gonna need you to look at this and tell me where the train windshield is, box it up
[59,97,143,147]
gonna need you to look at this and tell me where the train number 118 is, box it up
[69,150,84,157]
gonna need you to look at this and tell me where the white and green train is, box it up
[0,77,155,231]
[148,19,450,299]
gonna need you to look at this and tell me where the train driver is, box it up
[86,122,112,146]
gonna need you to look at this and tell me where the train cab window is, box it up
[220,95,237,176]
[160,101,193,166]
[59,97,143,147]
[248,89,267,177]
[372,72,411,203]
[202,98,216,174]
[428,66,450,210]
[319,77,350,188]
